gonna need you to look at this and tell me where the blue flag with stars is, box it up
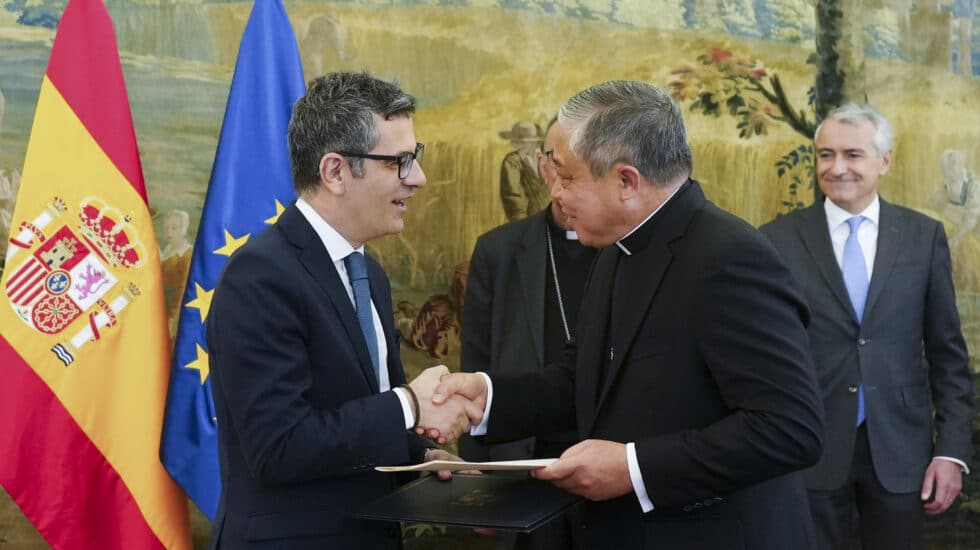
[160,0,305,520]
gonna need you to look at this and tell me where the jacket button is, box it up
[683,505,693,512]
[848,385,858,393]
[858,338,868,345]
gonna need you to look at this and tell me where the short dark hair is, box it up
[558,80,692,185]
[288,71,416,196]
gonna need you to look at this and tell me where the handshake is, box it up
[404,366,635,503]
[406,366,488,444]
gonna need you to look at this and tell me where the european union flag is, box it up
[160,0,305,520]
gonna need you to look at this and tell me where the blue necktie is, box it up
[842,216,868,425]
[345,252,381,382]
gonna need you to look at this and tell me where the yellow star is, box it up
[185,343,210,385]
[214,229,250,257]
[264,200,286,225]
[185,282,213,323]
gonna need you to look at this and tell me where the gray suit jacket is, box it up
[459,211,548,461]
[761,199,974,493]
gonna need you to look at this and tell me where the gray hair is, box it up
[557,80,692,185]
[288,71,416,196]
[815,103,893,156]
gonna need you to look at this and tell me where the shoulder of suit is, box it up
[475,212,544,247]
[758,204,813,234]
[223,222,287,265]
[881,200,941,228]
[675,203,775,261]
[696,201,763,238]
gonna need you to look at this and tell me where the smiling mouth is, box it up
[392,197,410,208]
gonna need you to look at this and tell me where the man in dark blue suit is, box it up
[206,72,479,550]
[459,118,596,549]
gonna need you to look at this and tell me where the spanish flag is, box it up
[0,0,191,548]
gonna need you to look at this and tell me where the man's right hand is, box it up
[416,372,489,442]
[408,367,485,444]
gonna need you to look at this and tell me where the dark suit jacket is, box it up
[760,200,974,493]
[206,204,431,549]
[459,211,547,461]
[459,210,579,461]
[485,182,825,550]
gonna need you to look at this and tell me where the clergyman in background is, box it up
[459,116,596,549]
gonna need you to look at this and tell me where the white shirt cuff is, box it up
[469,372,493,436]
[627,442,654,512]
[934,456,970,475]
[392,387,415,430]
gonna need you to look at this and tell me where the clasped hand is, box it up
[408,367,486,444]
[418,373,634,501]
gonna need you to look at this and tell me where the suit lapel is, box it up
[576,246,618,437]
[584,182,706,429]
[279,205,380,392]
[797,204,856,320]
[516,213,548,367]
[864,200,903,319]
[593,239,672,415]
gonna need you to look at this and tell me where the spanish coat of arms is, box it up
[5,196,146,365]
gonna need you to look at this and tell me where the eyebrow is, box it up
[817,147,867,154]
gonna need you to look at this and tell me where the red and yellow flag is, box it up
[0,0,191,547]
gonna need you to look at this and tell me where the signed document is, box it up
[376,458,556,473]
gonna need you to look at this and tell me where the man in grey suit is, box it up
[459,118,595,549]
[760,103,974,550]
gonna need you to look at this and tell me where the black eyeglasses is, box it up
[338,143,424,179]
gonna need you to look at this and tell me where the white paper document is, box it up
[376,458,557,473]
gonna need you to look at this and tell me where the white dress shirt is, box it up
[295,198,415,428]
[824,195,879,279]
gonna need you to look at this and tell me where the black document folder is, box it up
[352,473,582,533]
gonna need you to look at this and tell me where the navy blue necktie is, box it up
[842,216,868,425]
[345,252,380,382]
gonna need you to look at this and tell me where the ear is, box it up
[617,164,642,200]
[537,151,548,177]
[319,153,346,195]
[879,149,892,177]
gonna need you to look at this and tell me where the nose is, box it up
[404,161,426,188]
[549,177,562,201]
[830,155,848,176]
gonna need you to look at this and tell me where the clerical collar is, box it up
[546,206,579,240]
[615,180,689,256]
